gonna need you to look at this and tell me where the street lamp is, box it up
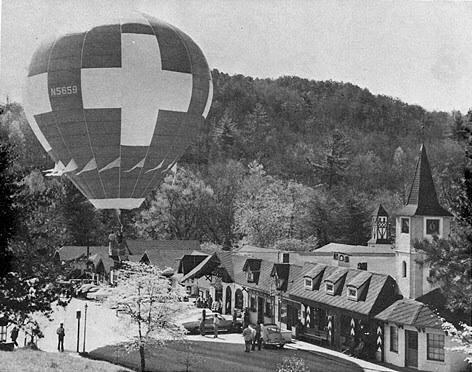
[82,303,88,353]
[76,310,81,353]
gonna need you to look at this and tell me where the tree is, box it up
[415,109,472,315]
[306,129,351,189]
[135,168,215,241]
[0,114,17,277]
[443,322,472,365]
[235,162,314,247]
[205,160,245,248]
[106,262,188,372]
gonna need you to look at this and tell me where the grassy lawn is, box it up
[0,349,131,372]
[89,341,363,372]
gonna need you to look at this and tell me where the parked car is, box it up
[262,324,288,348]
[182,312,242,334]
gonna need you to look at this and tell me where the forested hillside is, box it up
[1,70,467,253]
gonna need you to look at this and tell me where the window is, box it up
[249,295,256,311]
[401,218,410,233]
[247,270,255,282]
[325,282,334,295]
[279,302,287,323]
[333,253,339,260]
[426,219,440,235]
[304,278,313,289]
[357,262,368,270]
[390,326,398,352]
[427,333,445,361]
[347,287,357,300]
[265,298,272,317]
[282,253,289,263]
[402,261,407,278]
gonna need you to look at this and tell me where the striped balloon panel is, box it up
[24,12,212,209]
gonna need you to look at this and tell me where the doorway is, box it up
[225,286,232,314]
[405,330,418,368]
[257,297,264,323]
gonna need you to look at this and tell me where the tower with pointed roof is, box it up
[395,144,452,299]
[368,204,391,248]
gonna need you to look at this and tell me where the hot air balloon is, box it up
[23,12,213,210]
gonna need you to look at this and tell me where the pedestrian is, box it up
[10,326,19,347]
[56,323,65,352]
[242,325,253,352]
[252,321,262,351]
[213,314,220,338]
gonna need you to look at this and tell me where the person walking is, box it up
[56,323,65,352]
[252,321,262,351]
[213,314,220,338]
[10,326,19,347]
[242,325,253,352]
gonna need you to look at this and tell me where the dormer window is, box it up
[325,282,334,295]
[243,258,261,284]
[304,278,313,289]
[347,287,358,301]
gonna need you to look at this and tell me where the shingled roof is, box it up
[397,144,451,217]
[289,262,398,316]
[126,240,199,255]
[375,299,443,329]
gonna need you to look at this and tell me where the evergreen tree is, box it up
[0,109,17,277]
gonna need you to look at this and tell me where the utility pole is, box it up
[76,310,81,353]
[82,303,88,353]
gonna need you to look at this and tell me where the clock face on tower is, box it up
[426,219,440,235]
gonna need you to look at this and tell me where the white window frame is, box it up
[304,277,313,290]
[424,217,442,238]
[347,286,358,301]
[401,217,410,234]
[325,282,334,295]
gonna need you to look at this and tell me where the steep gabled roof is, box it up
[397,144,451,217]
[375,299,443,329]
[143,249,191,270]
[126,240,199,255]
[289,262,396,316]
[373,204,388,217]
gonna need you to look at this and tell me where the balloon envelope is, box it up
[24,12,213,209]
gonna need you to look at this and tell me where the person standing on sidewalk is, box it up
[56,323,65,352]
[242,325,253,352]
[10,326,19,347]
[252,321,262,351]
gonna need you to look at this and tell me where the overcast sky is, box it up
[1,0,471,113]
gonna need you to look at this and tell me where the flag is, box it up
[145,158,165,174]
[124,158,145,172]
[63,159,78,173]
[99,157,121,173]
[76,158,97,175]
